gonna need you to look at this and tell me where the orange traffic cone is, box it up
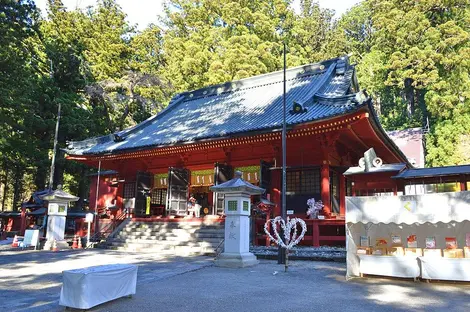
[71,235,78,249]
[11,235,19,248]
[52,239,58,252]
[77,237,82,249]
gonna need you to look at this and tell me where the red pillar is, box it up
[339,174,346,216]
[460,177,467,191]
[20,207,26,236]
[321,164,331,218]
[77,219,85,237]
[312,220,320,247]
[271,169,281,217]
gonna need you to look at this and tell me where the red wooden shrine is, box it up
[65,56,411,246]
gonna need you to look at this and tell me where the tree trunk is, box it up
[416,89,428,129]
[404,78,415,117]
[12,165,24,212]
[53,150,65,189]
[1,164,9,211]
[34,161,47,191]
[76,166,90,210]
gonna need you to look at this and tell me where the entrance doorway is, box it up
[189,186,212,217]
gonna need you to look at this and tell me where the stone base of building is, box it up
[215,252,259,268]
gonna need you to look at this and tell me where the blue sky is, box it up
[35,0,362,30]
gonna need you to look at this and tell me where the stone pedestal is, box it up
[46,213,69,250]
[215,252,259,268]
[40,188,79,250]
[211,171,265,268]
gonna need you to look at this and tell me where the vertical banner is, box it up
[146,196,151,215]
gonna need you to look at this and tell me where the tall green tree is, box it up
[368,0,470,166]
[0,0,42,210]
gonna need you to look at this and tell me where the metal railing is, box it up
[87,209,128,243]
[214,239,224,259]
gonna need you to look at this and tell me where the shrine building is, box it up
[65,56,412,246]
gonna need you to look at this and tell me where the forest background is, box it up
[0,0,469,210]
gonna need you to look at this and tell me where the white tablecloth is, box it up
[359,255,420,278]
[419,257,470,281]
[59,264,138,309]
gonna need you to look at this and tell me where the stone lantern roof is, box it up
[210,171,265,195]
[39,186,79,202]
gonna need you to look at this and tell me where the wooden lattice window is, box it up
[287,169,320,195]
[286,171,300,193]
[123,182,135,199]
[151,188,167,205]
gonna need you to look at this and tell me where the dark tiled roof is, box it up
[87,170,118,177]
[66,56,364,156]
[392,165,470,179]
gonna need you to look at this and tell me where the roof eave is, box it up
[365,99,412,167]
[66,103,368,159]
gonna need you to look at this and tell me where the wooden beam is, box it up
[347,124,369,151]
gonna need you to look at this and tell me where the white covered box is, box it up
[359,255,420,278]
[419,257,470,281]
[59,264,138,309]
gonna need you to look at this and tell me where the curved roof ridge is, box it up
[180,55,349,101]
[65,56,363,156]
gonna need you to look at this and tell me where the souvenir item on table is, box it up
[375,237,388,247]
[407,234,417,248]
[425,237,436,249]
[404,248,423,257]
[391,235,402,246]
[443,248,464,258]
[464,247,470,258]
[356,247,371,255]
[371,247,387,256]
[445,237,457,249]
[360,236,370,247]
[387,247,405,256]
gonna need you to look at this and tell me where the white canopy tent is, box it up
[346,191,470,280]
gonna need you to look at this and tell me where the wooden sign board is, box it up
[85,213,94,223]
[23,230,39,249]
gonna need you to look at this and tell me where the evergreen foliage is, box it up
[0,0,468,210]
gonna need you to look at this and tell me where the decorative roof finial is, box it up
[234,171,243,179]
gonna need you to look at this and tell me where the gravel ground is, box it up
[0,249,212,311]
[1,249,470,312]
[251,245,346,261]
[96,260,470,312]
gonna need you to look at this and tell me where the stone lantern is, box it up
[210,171,265,268]
[40,186,79,250]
